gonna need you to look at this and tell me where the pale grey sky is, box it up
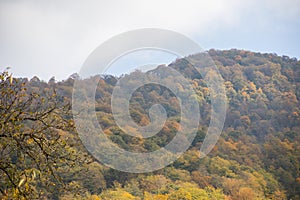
[0,0,299,80]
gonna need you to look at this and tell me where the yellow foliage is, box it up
[248,82,257,92]
[100,189,137,200]
[89,195,101,200]
[144,192,168,200]
[168,188,192,200]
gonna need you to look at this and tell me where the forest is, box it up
[0,49,299,199]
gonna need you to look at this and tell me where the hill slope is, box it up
[1,49,299,199]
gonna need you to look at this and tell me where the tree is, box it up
[144,192,168,200]
[0,70,90,199]
[100,188,137,200]
[167,188,192,200]
[236,187,255,200]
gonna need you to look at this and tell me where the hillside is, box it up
[1,49,299,199]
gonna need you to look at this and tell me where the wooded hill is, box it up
[1,49,299,199]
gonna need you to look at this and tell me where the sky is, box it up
[0,0,299,81]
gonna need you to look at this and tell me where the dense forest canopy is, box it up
[0,49,299,199]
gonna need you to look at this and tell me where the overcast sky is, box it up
[0,0,299,80]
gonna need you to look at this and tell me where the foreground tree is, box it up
[0,70,90,199]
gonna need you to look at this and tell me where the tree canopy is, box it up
[1,49,300,199]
